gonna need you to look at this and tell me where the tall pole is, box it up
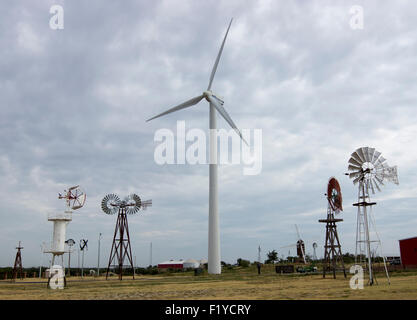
[67,247,71,277]
[39,243,44,279]
[150,242,152,267]
[258,245,261,263]
[81,249,85,278]
[97,233,102,277]
[208,103,220,274]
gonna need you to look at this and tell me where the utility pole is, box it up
[150,242,152,267]
[81,249,84,278]
[258,245,261,263]
[67,249,71,277]
[97,233,102,277]
[80,239,88,278]
[39,242,45,279]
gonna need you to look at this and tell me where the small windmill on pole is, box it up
[45,185,85,287]
[80,239,88,278]
[12,241,24,280]
[319,177,346,279]
[65,239,75,277]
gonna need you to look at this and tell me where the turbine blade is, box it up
[348,164,361,171]
[367,147,375,163]
[349,171,362,179]
[207,18,233,91]
[146,95,204,122]
[362,147,370,162]
[351,151,363,165]
[207,94,248,145]
[357,148,366,163]
[348,157,362,168]
[371,150,381,164]
[376,156,386,166]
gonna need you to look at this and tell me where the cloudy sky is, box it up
[1,0,416,268]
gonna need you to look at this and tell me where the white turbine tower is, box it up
[147,19,245,274]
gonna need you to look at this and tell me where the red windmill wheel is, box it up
[327,177,343,212]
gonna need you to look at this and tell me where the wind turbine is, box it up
[147,18,245,274]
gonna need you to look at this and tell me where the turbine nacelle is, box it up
[203,90,224,105]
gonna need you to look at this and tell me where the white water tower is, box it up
[45,186,86,267]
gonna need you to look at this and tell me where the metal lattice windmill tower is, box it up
[347,147,399,285]
[12,241,24,280]
[319,177,346,279]
[146,19,246,274]
[102,194,152,280]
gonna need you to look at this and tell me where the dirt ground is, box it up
[0,269,416,300]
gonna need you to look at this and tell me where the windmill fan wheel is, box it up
[327,177,343,212]
[125,194,142,214]
[101,194,121,215]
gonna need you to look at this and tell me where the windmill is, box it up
[280,225,307,264]
[146,19,246,275]
[12,241,24,280]
[347,147,399,285]
[295,225,307,264]
[102,193,152,280]
[45,185,86,285]
[65,238,75,277]
[79,239,88,278]
[319,177,346,279]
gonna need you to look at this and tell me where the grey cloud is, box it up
[0,0,416,267]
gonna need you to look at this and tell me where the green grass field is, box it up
[0,265,416,300]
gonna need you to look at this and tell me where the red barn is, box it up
[399,237,417,268]
[157,260,184,270]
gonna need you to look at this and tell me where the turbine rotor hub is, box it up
[204,90,224,105]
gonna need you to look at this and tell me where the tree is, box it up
[237,258,250,268]
[266,250,278,264]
